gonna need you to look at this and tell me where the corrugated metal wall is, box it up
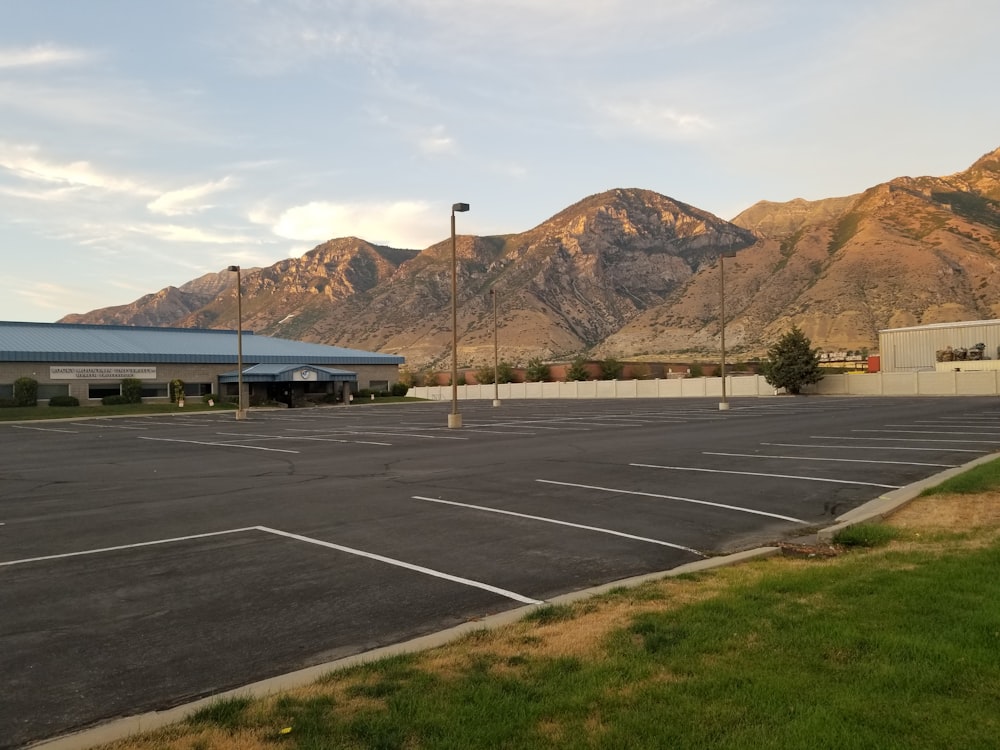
[879,321,1000,372]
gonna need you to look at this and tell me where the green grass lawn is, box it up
[0,397,427,422]
[102,480,1000,750]
[0,402,236,421]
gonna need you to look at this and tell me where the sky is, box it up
[2,0,998,323]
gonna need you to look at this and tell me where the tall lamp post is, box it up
[490,287,501,407]
[227,265,247,420]
[718,251,737,411]
[449,202,470,428]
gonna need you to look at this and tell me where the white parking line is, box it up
[536,479,809,524]
[411,495,703,556]
[2,524,541,605]
[216,431,392,447]
[763,441,986,454]
[0,527,259,567]
[630,463,901,489]
[139,436,300,453]
[12,425,78,433]
[257,526,540,604]
[818,435,1000,445]
[71,422,147,430]
[448,427,538,435]
[289,435,393,447]
[703,451,956,468]
[489,421,592,431]
[340,430,470,441]
[855,428,1000,437]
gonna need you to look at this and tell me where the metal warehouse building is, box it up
[879,319,1000,373]
[0,321,403,407]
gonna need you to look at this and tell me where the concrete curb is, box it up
[816,451,1000,542]
[30,452,998,749]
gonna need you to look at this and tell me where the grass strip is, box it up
[922,456,1000,495]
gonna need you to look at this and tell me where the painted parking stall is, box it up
[4,397,1000,748]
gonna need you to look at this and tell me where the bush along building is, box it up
[0,321,404,408]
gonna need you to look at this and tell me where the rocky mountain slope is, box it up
[61,147,1000,366]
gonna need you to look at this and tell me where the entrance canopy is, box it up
[218,364,358,384]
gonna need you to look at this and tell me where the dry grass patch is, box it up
[889,490,1000,533]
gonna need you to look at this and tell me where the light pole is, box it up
[491,287,501,407]
[228,265,247,420]
[719,251,737,411]
[449,202,470,428]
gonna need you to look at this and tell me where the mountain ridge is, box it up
[60,147,1000,366]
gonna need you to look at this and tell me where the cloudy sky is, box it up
[2,0,998,323]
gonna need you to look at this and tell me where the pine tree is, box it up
[565,356,591,382]
[525,357,550,382]
[760,326,824,394]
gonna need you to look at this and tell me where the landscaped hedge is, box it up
[120,378,143,404]
[48,395,80,407]
[13,377,38,407]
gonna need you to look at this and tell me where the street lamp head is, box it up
[228,265,240,272]
[452,202,470,213]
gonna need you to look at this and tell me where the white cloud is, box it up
[270,200,445,248]
[0,44,92,69]
[597,99,715,140]
[9,280,97,314]
[0,184,86,202]
[0,142,154,195]
[125,222,258,245]
[147,177,236,216]
[418,125,456,154]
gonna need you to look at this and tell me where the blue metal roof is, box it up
[0,321,404,365]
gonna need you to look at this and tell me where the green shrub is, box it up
[13,377,38,407]
[101,394,132,406]
[170,378,185,403]
[565,356,590,382]
[48,395,80,407]
[496,361,515,384]
[120,378,143,404]
[525,357,550,382]
[356,388,372,398]
[0,398,16,408]
[390,382,409,397]
[600,357,624,380]
[833,523,901,548]
[397,368,417,388]
[202,393,219,404]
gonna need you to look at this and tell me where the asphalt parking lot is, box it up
[4,396,1000,748]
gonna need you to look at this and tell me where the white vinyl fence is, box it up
[409,371,1000,401]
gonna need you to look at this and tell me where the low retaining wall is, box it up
[409,371,1000,401]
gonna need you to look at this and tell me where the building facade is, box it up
[0,322,403,407]
[879,319,1000,373]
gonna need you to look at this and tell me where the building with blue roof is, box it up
[0,321,404,407]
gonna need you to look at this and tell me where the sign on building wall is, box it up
[49,366,158,380]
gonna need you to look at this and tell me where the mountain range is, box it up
[61,146,1000,368]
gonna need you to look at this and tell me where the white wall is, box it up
[410,371,1000,400]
